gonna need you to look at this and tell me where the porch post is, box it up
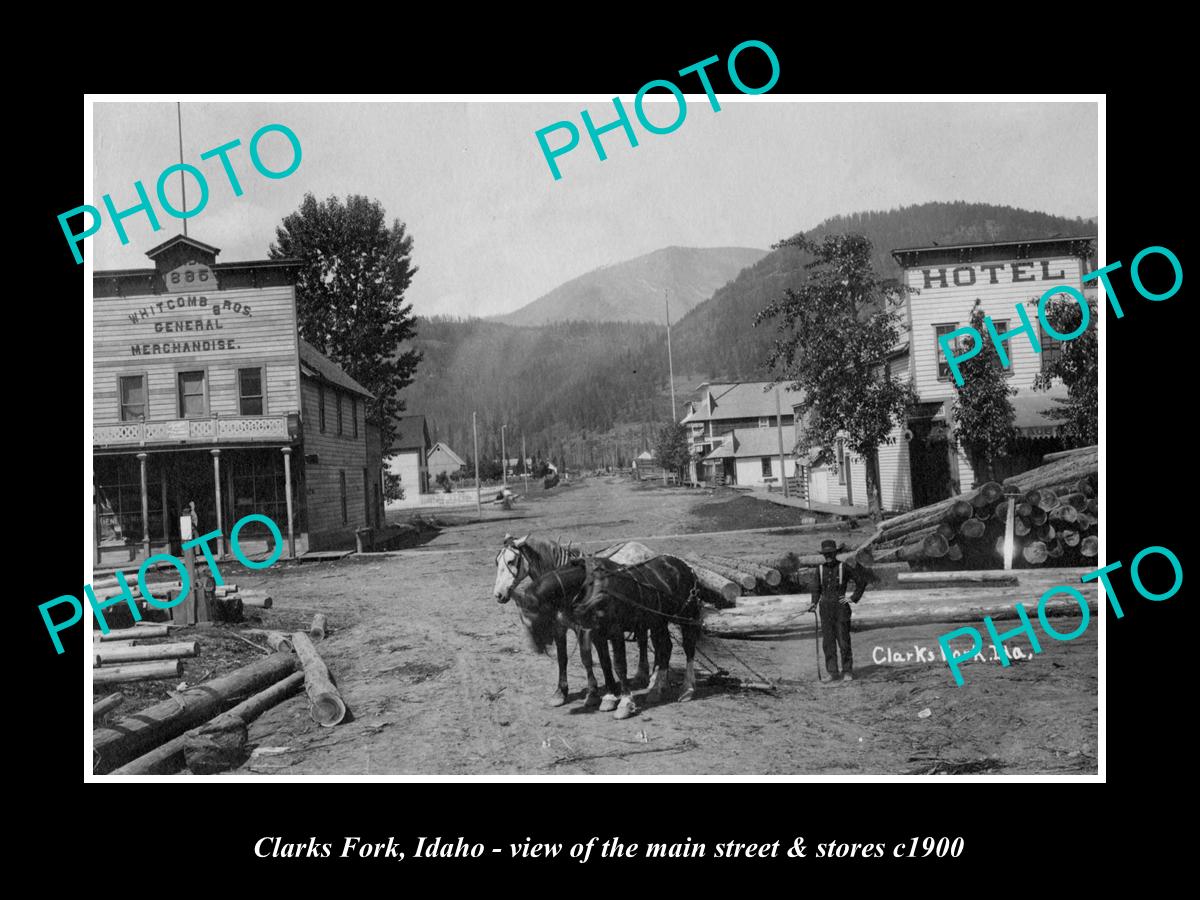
[137,452,150,561]
[211,449,225,557]
[281,446,296,559]
[159,462,170,545]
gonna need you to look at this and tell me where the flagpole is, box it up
[176,102,188,236]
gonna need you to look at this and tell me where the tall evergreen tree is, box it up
[269,193,422,451]
[653,421,691,482]
[754,232,916,521]
[951,303,1017,484]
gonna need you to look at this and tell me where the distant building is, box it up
[701,425,798,488]
[680,381,803,484]
[387,415,431,502]
[427,442,466,482]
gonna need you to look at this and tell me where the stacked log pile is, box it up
[858,445,1097,569]
[683,547,876,604]
[89,578,272,612]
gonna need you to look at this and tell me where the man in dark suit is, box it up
[809,539,876,684]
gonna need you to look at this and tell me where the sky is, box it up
[91,99,1098,319]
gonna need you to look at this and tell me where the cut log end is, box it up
[311,694,348,727]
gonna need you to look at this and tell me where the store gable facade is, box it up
[93,235,384,565]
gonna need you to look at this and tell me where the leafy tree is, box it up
[384,473,404,503]
[269,193,422,452]
[951,303,1017,484]
[754,233,917,521]
[653,421,691,482]
[1032,296,1098,446]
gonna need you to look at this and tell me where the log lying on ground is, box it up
[793,549,874,567]
[239,592,272,609]
[94,641,199,667]
[93,660,183,686]
[310,613,327,641]
[745,553,801,576]
[1002,445,1097,493]
[896,571,1019,586]
[688,556,755,591]
[266,631,294,653]
[1042,445,1097,464]
[697,554,782,588]
[183,672,306,774]
[291,633,347,727]
[93,693,124,719]
[1080,535,1098,557]
[683,560,741,604]
[94,651,299,774]
[703,575,1097,636]
[96,625,172,642]
[113,671,306,776]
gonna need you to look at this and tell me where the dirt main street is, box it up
[214,478,1098,776]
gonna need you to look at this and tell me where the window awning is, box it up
[1011,386,1070,438]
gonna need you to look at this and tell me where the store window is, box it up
[339,470,348,524]
[318,384,326,433]
[761,457,773,477]
[238,368,264,416]
[119,374,146,421]
[337,391,344,436]
[178,371,206,418]
[231,453,290,539]
[352,397,358,438]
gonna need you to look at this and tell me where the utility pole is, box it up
[472,412,481,517]
[665,289,677,421]
[521,433,529,494]
[500,424,508,491]
[775,386,789,498]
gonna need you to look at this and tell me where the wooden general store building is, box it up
[92,236,385,566]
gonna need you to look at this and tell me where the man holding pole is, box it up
[808,539,876,685]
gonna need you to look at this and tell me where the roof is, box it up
[427,442,465,466]
[891,236,1096,269]
[636,450,654,460]
[703,425,797,461]
[298,338,374,399]
[392,415,430,452]
[681,382,804,424]
[145,235,222,258]
[1011,385,1069,437]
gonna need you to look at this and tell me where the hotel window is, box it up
[352,397,358,438]
[318,384,326,433]
[336,391,344,435]
[761,457,773,477]
[837,439,846,485]
[1038,316,1069,373]
[988,320,1014,375]
[119,374,146,421]
[934,324,958,381]
[238,368,264,416]
[177,371,206,418]
[758,416,771,428]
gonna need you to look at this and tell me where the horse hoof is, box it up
[613,698,639,720]
[583,690,601,707]
[549,693,568,708]
[679,688,695,703]
[598,694,619,712]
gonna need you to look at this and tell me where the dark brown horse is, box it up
[516,555,702,720]
[494,535,649,706]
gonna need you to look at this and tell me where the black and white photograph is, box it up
[83,94,1103,778]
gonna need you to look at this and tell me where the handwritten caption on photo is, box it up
[937,544,1182,686]
[43,513,284,654]
[256,834,965,862]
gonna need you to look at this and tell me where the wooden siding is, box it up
[733,455,798,487]
[94,285,300,424]
[301,377,369,543]
[906,255,1085,402]
[387,451,424,501]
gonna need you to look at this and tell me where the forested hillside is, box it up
[399,202,1095,470]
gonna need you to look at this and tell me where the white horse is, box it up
[493,534,655,708]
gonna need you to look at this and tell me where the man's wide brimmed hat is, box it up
[820,539,841,555]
